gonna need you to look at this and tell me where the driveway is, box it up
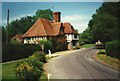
[44,48,119,79]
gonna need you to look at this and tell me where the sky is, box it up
[2,2,102,33]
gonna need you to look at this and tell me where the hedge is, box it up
[105,40,120,58]
[2,44,41,62]
[51,42,68,53]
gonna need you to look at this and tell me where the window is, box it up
[74,34,77,38]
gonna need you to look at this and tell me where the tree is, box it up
[90,13,118,42]
[34,9,53,21]
[7,16,35,41]
[2,26,6,44]
[39,40,52,53]
[79,28,92,44]
[82,2,119,43]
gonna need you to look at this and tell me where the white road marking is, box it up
[47,73,51,81]
[88,59,94,61]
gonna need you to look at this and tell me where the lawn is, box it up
[2,61,18,79]
[97,49,120,70]
[81,44,95,48]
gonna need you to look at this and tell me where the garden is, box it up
[2,51,47,81]
[2,39,68,81]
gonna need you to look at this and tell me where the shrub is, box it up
[105,40,120,58]
[26,56,44,70]
[15,52,45,81]
[16,61,42,81]
[31,51,46,63]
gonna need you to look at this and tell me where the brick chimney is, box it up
[53,12,61,22]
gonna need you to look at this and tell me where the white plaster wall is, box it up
[72,35,79,40]
[66,34,73,41]
[23,37,47,44]
[66,34,79,41]
[24,39,27,43]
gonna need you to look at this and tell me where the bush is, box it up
[15,52,45,81]
[105,40,120,58]
[2,44,41,62]
[31,51,46,63]
[16,61,42,81]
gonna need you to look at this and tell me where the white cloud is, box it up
[61,14,91,33]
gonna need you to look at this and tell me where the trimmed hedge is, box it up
[105,40,120,58]
[2,44,41,62]
[51,42,68,53]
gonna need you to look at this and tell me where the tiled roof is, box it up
[23,18,59,37]
[12,34,23,42]
[23,18,79,38]
[51,22,63,35]
[63,22,79,34]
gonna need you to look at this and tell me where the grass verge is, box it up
[82,44,95,48]
[97,49,120,70]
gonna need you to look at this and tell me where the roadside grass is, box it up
[97,49,120,70]
[81,44,95,48]
[45,55,59,61]
[46,56,54,61]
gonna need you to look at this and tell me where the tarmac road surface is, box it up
[44,48,119,80]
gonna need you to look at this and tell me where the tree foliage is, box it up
[8,16,35,40]
[39,40,52,53]
[79,28,92,44]
[80,2,119,43]
[34,9,53,21]
[90,13,118,42]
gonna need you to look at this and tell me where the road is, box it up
[44,48,119,80]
